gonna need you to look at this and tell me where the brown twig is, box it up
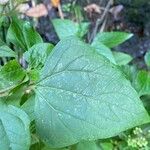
[89,0,113,43]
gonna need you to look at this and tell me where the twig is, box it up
[89,0,113,43]
[58,3,64,19]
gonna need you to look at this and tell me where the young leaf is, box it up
[22,22,43,49]
[91,42,116,64]
[23,43,54,69]
[76,22,89,38]
[144,50,150,68]
[113,51,133,65]
[76,141,100,150]
[35,37,150,148]
[0,60,26,94]
[133,70,150,96]
[92,32,133,48]
[0,45,17,57]
[7,18,43,51]
[52,19,89,39]
[7,18,27,50]
[0,102,31,150]
[52,19,78,39]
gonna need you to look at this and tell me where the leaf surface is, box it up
[23,43,53,69]
[0,102,30,150]
[35,37,149,148]
[92,32,133,48]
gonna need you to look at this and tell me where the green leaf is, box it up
[0,102,31,150]
[23,43,54,69]
[22,22,43,49]
[133,70,150,96]
[52,19,89,39]
[7,18,43,51]
[100,142,113,150]
[92,32,133,48]
[35,37,149,148]
[7,18,27,50]
[0,45,17,57]
[76,22,89,38]
[91,42,116,64]
[144,50,150,67]
[113,51,133,65]
[0,60,26,95]
[76,141,100,150]
[22,94,35,121]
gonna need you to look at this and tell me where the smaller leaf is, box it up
[23,43,53,69]
[76,22,89,38]
[76,141,100,150]
[23,22,43,49]
[7,18,27,50]
[100,142,113,150]
[0,60,26,94]
[22,94,35,121]
[134,70,150,96]
[113,51,133,65]
[52,19,78,39]
[0,102,31,150]
[52,19,89,39]
[92,42,116,64]
[0,45,17,57]
[144,50,150,67]
[92,32,133,48]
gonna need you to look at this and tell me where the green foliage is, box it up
[7,18,43,51]
[134,70,150,96]
[52,19,89,39]
[0,17,150,150]
[0,101,31,150]
[24,43,54,70]
[0,60,26,95]
[92,32,133,48]
[144,50,150,68]
[35,37,149,148]
[0,45,17,57]
[113,51,133,65]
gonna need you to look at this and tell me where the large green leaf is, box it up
[0,60,26,95]
[52,19,89,39]
[35,37,149,148]
[92,32,133,48]
[0,45,17,57]
[23,43,54,69]
[0,102,31,150]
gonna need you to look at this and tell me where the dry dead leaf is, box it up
[109,5,124,20]
[25,3,48,18]
[84,3,101,14]
[51,0,60,8]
